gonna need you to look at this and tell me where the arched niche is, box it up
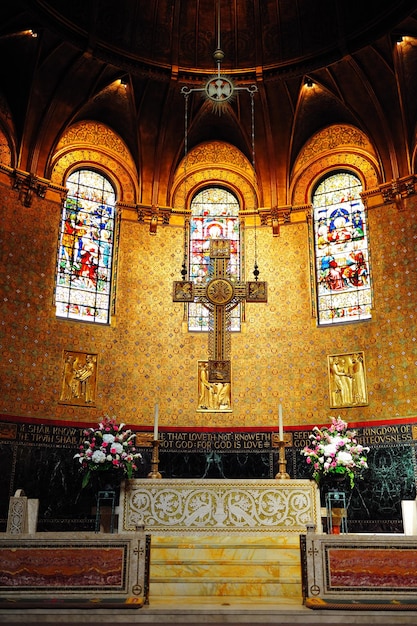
[291,125,381,205]
[49,121,139,204]
[171,141,259,212]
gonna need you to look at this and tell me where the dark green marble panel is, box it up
[1,421,416,534]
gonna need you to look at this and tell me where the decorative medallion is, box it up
[206,277,235,305]
[205,76,234,102]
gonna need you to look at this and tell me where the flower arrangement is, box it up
[74,415,142,488]
[301,416,369,488]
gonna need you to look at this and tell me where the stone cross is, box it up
[173,239,267,383]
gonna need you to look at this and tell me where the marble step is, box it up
[151,535,301,552]
[150,579,302,598]
[151,561,301,579]
[151,545,301,560]
[152,551,301,563]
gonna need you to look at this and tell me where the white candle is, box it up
[279,404,283,440]
[153,403,159,440]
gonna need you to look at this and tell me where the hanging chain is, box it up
[251,90,259,281]
[181,92,189,281]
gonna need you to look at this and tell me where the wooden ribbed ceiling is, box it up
[14,0,417,78]
[2,1,417,206]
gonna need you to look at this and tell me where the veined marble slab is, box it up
[120,479,320,534]
[0,532,150,606]
[302,532,417,604]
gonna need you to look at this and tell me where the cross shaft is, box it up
[173,239,267,383]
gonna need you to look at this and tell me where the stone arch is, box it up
[0,94,16,168]
[49,121,139,204]
[0,126,12,168]
[290,125,381,206]
[410,126,417,174]
[171,141,259,212]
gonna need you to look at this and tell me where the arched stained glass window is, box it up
[312,171,372,325]
[55,169,116,324]
[189,187,241,331]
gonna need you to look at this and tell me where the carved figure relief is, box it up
[328,351,368,408]
[197,361,232,412]
[59,350,98,406]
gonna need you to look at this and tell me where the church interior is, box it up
[1,0,417,623]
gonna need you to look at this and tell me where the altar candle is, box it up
[279,404,283,440]
[154,403,159,440]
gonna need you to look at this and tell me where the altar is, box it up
[116,478,320,598]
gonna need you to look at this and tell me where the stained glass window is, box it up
[189,187,241,331]
[55,169,116,324]
[312,171,372,325]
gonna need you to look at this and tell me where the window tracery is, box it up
[312,171,372,325]
[188,187,241,331]
[55,169,116,324]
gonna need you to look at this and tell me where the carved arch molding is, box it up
[50,121,139,204]
[0,127,12,167]
[0,94,15,168]
[171,141,259,212]
[291,125,381,206]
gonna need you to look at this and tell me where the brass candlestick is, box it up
[147,439,162,479]
[275,439,290,480]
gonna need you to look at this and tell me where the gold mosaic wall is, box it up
[0,183,416,431]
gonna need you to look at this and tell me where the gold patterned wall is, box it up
[0,170,416,430]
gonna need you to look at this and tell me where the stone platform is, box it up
[0,596,416,624]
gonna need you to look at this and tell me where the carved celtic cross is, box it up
[173,239,267,384]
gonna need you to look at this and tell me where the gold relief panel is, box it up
[172,281,194,302]
[246,281,267,302]
[197,361,232,412]
[328,351,368,408]
[59,350,98,407]
[210,238,231,259]
[208,359,231,383]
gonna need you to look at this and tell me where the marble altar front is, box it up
[119,478,321,534]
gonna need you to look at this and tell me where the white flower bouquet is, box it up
[74,415,142,488]
[301,416,369,488]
